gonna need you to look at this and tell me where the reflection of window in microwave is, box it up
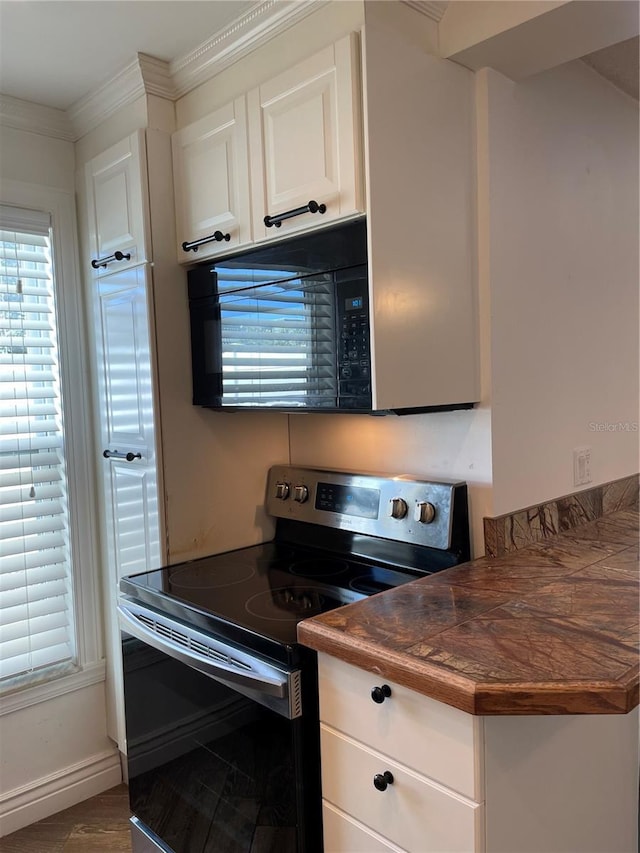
[217,273,337,406]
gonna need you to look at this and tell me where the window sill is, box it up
[0,660,106,717]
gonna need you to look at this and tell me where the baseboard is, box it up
[0,748,122,837]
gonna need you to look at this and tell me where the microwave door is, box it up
[218,276,338,409]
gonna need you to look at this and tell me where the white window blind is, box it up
[0,205,75,685]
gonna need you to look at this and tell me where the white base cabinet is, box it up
[318,654,639,853]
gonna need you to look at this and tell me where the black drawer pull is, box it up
[91,250,131,269]
[371,684,392,704]
[182,231,231,253]
[264,200,327,229]
[373,771,394,792]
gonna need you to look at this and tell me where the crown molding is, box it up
[170,0,330,99]
[65,0,327,141]
[67,54,170,140]
[401,1,448,23]
[0,94,75,142]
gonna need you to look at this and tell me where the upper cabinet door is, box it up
[85,131,149,275]
[172,96,251,263]
[248,33,364,242]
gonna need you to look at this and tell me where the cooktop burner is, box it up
[246,586,334,621]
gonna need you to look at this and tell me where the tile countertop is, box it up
[297,509,639,715]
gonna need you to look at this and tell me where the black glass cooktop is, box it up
[120,540,422,665]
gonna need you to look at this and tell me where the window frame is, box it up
[0,179,103,713]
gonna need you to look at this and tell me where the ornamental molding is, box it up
[0,94,75,142]
[169,0,330,99]
[67,0,327,140]
[67,55,154,140]
[401,1,448,23]
[6,0,437,143]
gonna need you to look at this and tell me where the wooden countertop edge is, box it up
[298,620,640,716]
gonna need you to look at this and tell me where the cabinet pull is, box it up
[91,250,131,269]
[182,232,231,253]
[264,200,327,229]
[373,771,394,792]
[103,449,142,462]
[371,684,392,704]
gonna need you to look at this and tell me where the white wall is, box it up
[0,683,118,836]
[0,125,74,188]
[482,62,639,514]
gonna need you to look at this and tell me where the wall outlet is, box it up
[573,446,592,486]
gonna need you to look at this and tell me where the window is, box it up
[0,206,76,688]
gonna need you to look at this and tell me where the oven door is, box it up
[119,602,321,853]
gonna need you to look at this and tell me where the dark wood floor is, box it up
[0,784,131,853]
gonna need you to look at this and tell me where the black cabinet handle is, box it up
[182,231,231,252]
[373,771,394,792]
[103,449,142,462]
[264,200,327,229]
[371,684,392,704]
[91,250,131,269]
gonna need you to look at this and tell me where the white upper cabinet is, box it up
[85,131,149,275]
[248,32,363,241]
[172,97,251,262]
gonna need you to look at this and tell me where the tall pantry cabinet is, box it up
[83,130,166,749]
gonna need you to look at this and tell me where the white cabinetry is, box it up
[318,653,639,853]
[172,97,251,261]
[318,655,484,853]
[248,33,362,241]
[85,132,149,274]
[84,132,165,749]
[172,33,363,263]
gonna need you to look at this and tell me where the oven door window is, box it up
[123,636,309,853]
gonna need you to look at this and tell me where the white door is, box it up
[93,264,164,749]
[248,33,363,241]
[96,265,162,580]
[172,96,251,262]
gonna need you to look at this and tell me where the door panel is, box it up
[85,132,148,273]
[172,97,251,262]
[94,263,163,747]
[249,34,363,242]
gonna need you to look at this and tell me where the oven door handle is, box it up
[117,603,301,717]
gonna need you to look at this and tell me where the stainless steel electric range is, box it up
[118,466,471,853]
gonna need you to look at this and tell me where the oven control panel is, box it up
[266,466,466,551]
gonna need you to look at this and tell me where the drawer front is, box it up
[323,801,406,853]
[318,653,482,798]
[321,725,483,853]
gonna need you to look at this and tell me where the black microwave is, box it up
[187,219,372,412]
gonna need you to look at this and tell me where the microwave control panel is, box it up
[336,273,371,409]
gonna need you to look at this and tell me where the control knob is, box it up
[293,484,309,504]
[275,482,290,500]
[414,501,436,524]
[388,497,408,519]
